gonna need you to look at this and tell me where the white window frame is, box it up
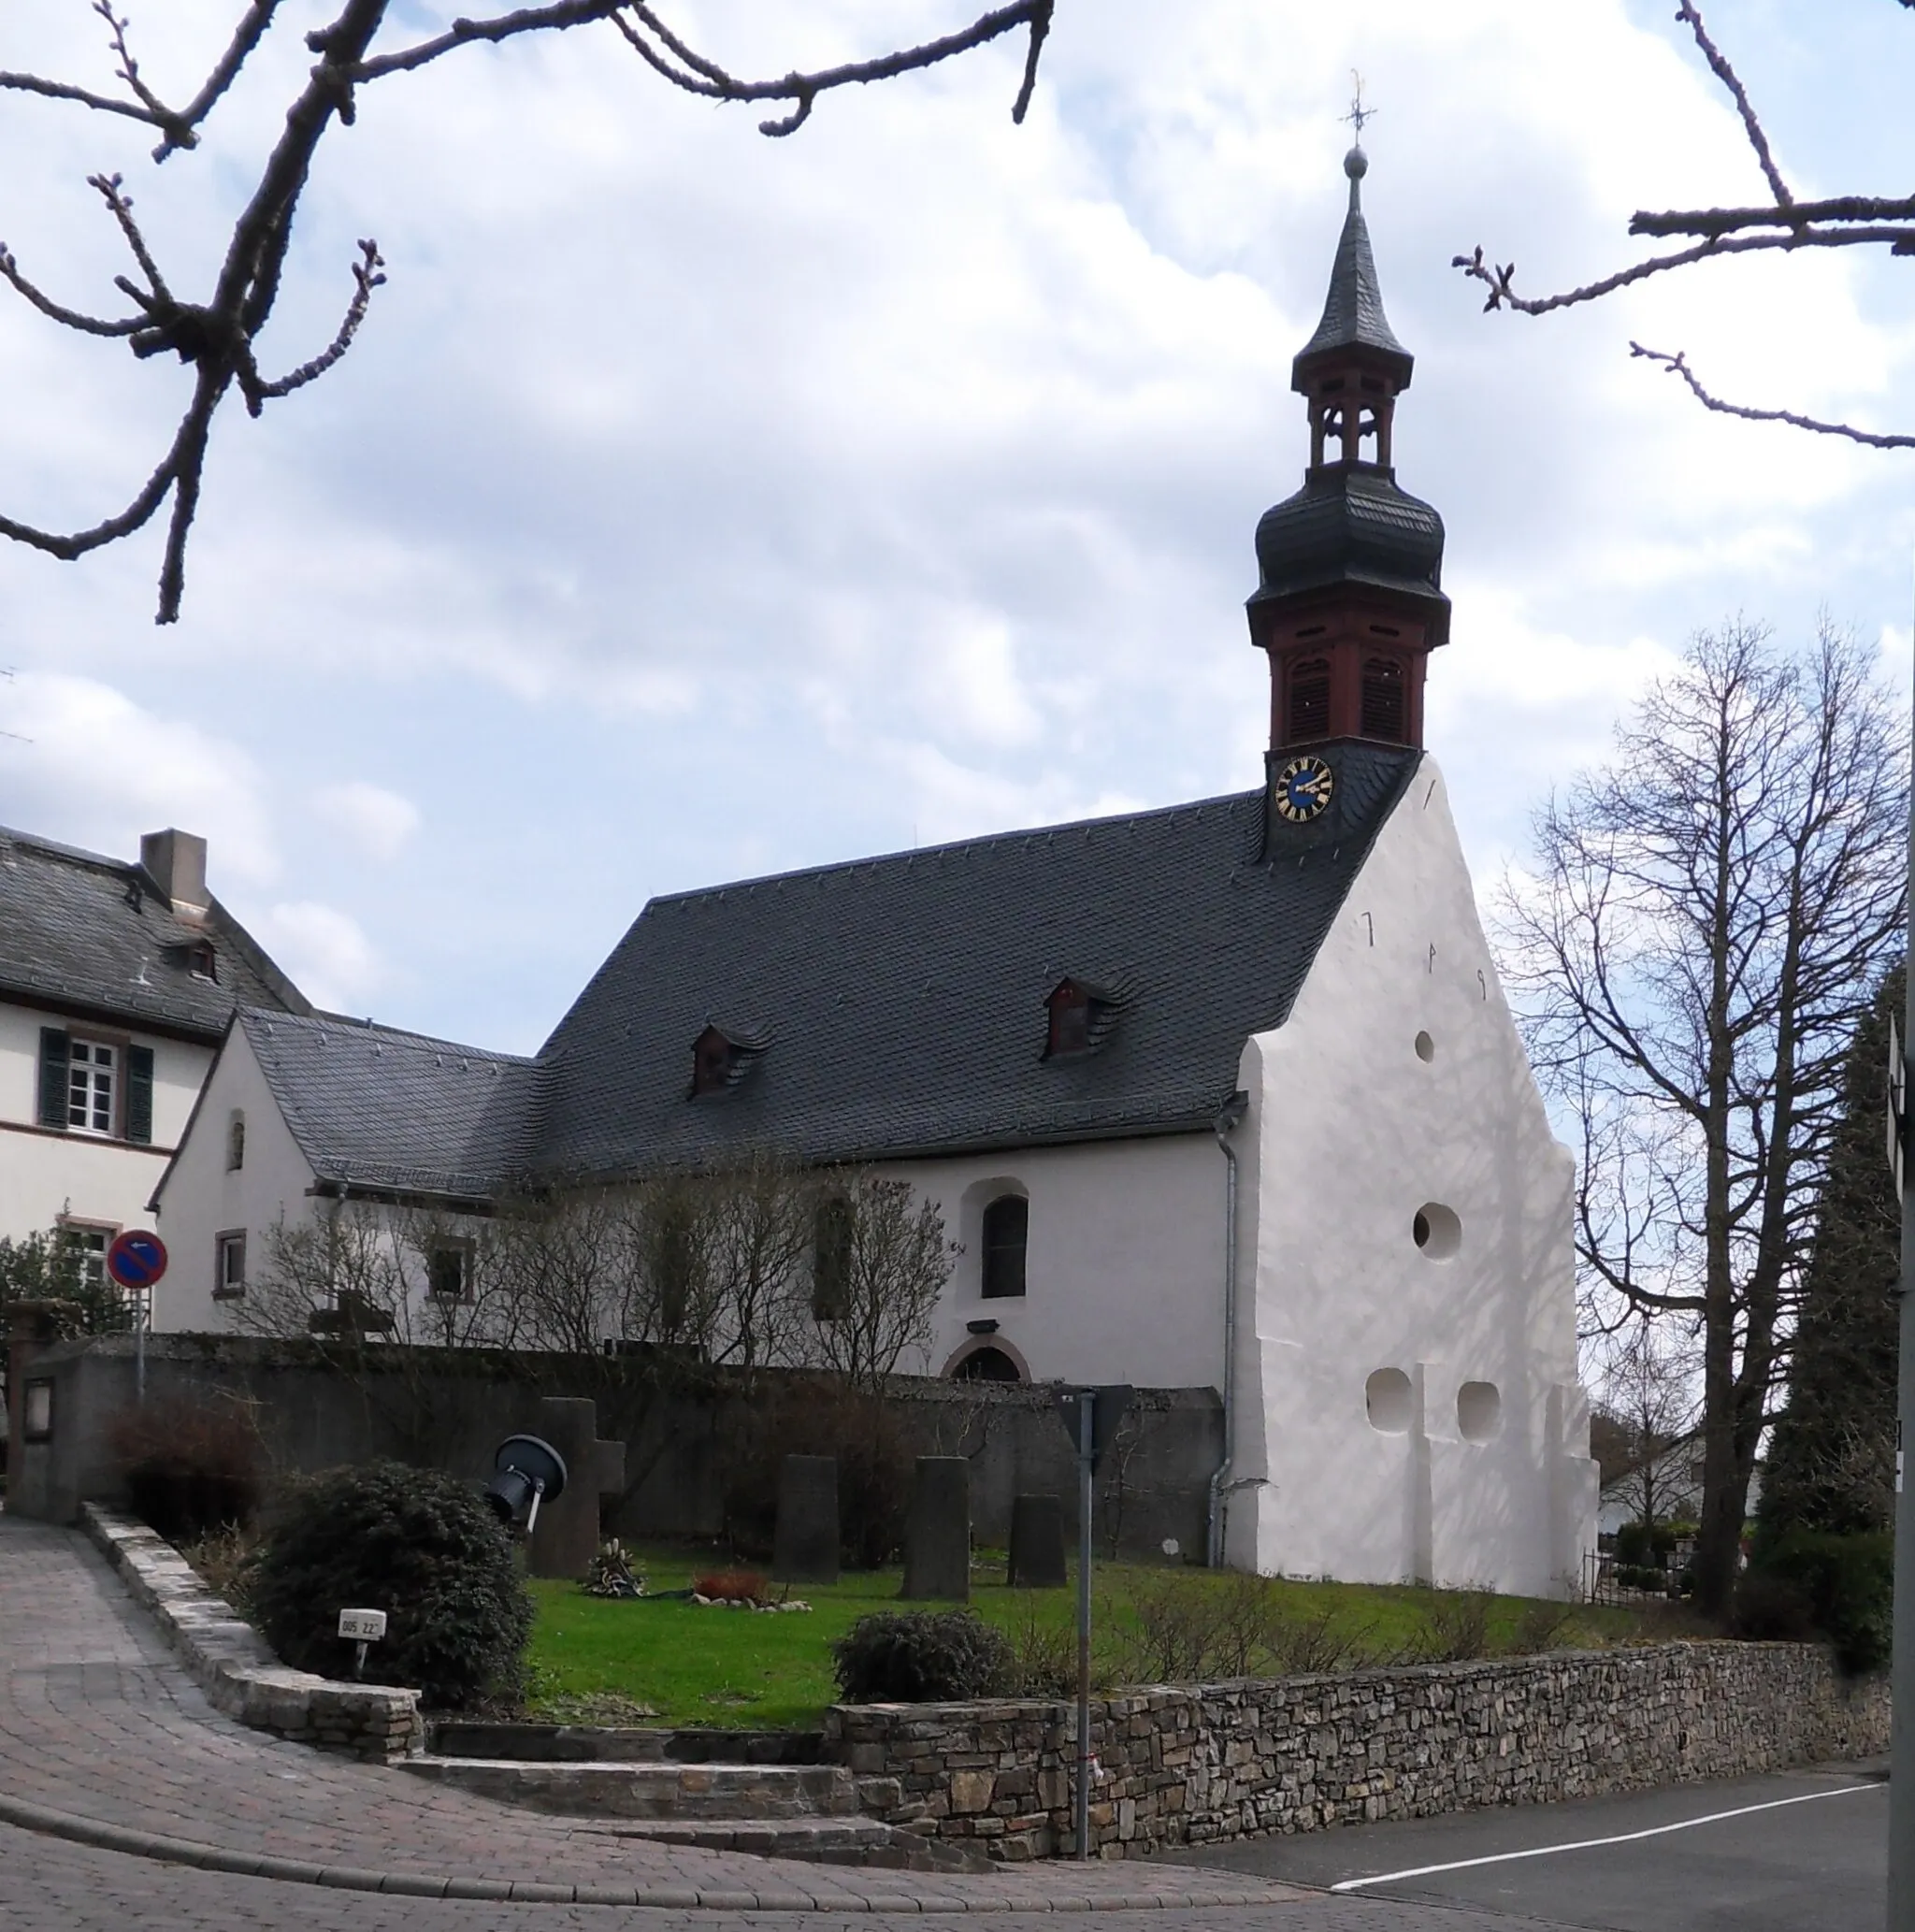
[214,1229,247,1300]
[425,1238,474,1304]
[65,1037,118,1137]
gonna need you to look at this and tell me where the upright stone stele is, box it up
[1008,1492,1067,1588]
[526,1396,626,1582]
[772,1453,840,1584]
[901,1456,971,1602]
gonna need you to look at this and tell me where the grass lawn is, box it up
[524,1544,1677,1731]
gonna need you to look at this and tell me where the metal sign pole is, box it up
[1075,1388,1093,1862]
[1889,628,1915,1932]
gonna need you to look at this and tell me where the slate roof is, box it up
[237,1010,548,1200]
[534,743,1423,1177]
[0,825,308,1038]
[1250,467,1448,620]
[1293,151,1412,384]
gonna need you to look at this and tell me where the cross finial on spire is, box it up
[1342,72,1375,142]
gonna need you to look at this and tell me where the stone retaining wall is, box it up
[83,1505,423,1764]
[828,1642,1889,1860]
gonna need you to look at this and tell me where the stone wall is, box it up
[828,1643,1889,1861]
[84,1505,424,1764]
[9,1334,1220,1564]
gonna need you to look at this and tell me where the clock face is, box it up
[1274,755,1335,824]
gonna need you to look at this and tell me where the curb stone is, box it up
[0,1792,1286,1912]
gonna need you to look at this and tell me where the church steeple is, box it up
[1248,144,1448,756]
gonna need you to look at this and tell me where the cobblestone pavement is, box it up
[0,1514,1308,1913]
[0,1819,1566,1931]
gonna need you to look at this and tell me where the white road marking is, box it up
[1329,1781,1882,1893]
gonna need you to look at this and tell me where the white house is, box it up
[148,147,1598,1596]
[0,824,306,1304]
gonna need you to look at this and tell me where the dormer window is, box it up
[687,1021,766,1099]
[190,940,217,981]
[690,1026,734,1097]
[1044,977,1116,1060]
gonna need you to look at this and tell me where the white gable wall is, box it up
[149,1023,317,1331]
[0,996,211,1248]
[1226,759,1596,1598]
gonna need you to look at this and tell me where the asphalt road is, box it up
[1155,1762,1890,1930]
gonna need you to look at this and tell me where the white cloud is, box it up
[313,781,421,863]
[1,0,1911,1047]
[257,902,382,1013]
[0,672,277,885]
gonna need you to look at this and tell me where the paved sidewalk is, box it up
[0,1513,1294,1912]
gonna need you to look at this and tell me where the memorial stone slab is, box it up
[1008,1492,1067,1588]
[771,1453,840,1584]
[901,1456,971,1602]
[527,1396,626,1581]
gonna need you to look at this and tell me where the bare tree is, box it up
[1499,618,1906,1615]
[797,1172,955,1391]
[1454,0,1915,450]
[1596,1319,1701,1531]
[0,1,1057,622]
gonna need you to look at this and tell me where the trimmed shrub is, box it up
[832,1608,1010,1703]
[1751,1529,1893,1674]
[108,1394,263,1541]
[249,1462,532,1710]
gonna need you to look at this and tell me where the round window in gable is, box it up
[1412,1203,1461,1260]
[1415,1031,1434,1063]
[1365,1367,1413,1435]
[1458,1381,1502,1443]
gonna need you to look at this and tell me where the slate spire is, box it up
[1292,147,1412,387]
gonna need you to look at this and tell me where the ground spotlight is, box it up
[484,1434,568,1535]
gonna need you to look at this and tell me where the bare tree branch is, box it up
[1632,194,1915,240]
[1674,1,1793,211]
[611,0,1053,137]
[0,0,1058,621]
[1629,344,1915,451]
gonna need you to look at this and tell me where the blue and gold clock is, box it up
[1274,754,1335,824]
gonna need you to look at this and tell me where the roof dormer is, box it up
[1043,976,1119,1060]
[687,1021,767,1099]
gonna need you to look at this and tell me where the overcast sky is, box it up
[3,0,1912,1050]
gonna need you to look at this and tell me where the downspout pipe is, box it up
[1206,1089,1249,1569]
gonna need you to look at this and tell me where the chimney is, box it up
[140,829,209,916]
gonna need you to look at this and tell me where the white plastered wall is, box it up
[885,1135,1226,1390]
[0,998,212,1247]
[1225,758,1597,1598]
[149,1023,318,1331]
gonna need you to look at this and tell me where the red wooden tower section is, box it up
[1247,146,1450,756]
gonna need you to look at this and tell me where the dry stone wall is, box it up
[828,1643,1888,1861]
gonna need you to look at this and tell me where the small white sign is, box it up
[337,1608,387,1642]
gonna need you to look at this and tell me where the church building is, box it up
[149,148,1598,1597]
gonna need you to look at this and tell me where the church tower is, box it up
[1248,145,1449,758]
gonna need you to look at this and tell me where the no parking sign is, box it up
[105,1231,167,1290]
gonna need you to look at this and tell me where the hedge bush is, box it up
[832,1608,1011,1703]
[1749,1529,1893,1675]
[249,1462,532,1709]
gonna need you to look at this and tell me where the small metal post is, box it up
[353,1639,368,1681]
[134,1289,147,1406]
[526,1478,546,1538]
[1075,1390,1094,1861]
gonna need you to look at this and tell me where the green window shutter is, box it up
[36,1029,69,1130]
[125,1045,155,1146]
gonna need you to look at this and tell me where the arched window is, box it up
[812,1194,853,1319]
[1361,657,1405,741]
[1045,980,1091,1057]
[953,1345,1021,1383]
[1289,657,1331,741]
[689,1026,734,1098]
[981,1195,1028,1300]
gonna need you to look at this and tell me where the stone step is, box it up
[592,1815,996,1874]
[396,1756,860,1821]
[425,1722,823,1765]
